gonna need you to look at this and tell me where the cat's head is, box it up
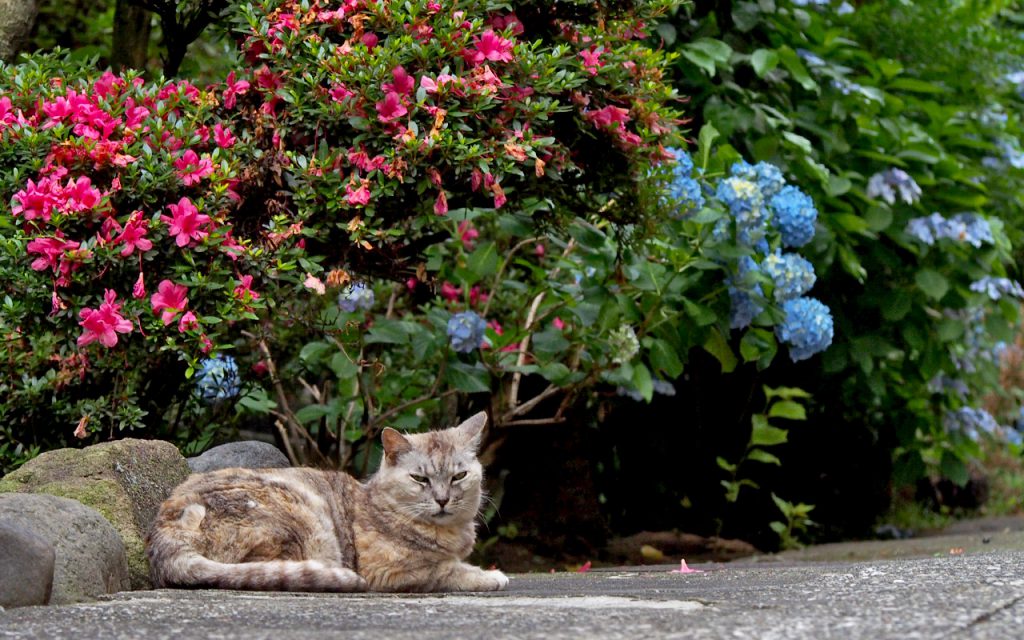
[374,412,487,526]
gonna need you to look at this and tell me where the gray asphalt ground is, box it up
[4,529,1024,640]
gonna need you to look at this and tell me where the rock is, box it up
[187,440,290,473]
[0,494,130,604]
[0,0,39,62]
[605,530,759,565]
[0,439,190,590]
[0,520,55,607]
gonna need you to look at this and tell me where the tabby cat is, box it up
[146,412,508,593]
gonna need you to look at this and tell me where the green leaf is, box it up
[683,299,717,326]
[365,319,411,345]
[939,451,969,487]
[295,404,333,425]
[768,400,807,421]
[782,131,813,156]
[697,123,720,171]
[763,386,811,400]
[447,362,491,393]
[914,269,949,301]
[655,22,677,46]
[631,363,654,402]
[863,206,892,232]
[299,341,333,365]
[648,338,684,378]
[887,78,945,94]
[881,293,912,321]
[329,352,359,379]
[703,327,737,373]
[750,49,780,78]
[683,39,733,77]
[747,449,782,466]
[777,46,818,91]
[826,175,852,197]
[751,416,788,446]
[539,362,572,385]
[237,389,278,414]
[466,241,499,278]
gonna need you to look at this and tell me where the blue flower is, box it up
[762,250,816,301]
[727,256,766,329]
[717,177,768,246]
[338,283,375,312]
[905,212,993,247]
[866,168,922,205]
[664,148,705,218]
[969,277,1024,301]
[775,297,834,362]
[730,160,786,198]
[447,311,487,353]
[195,355,241,401]
[769,185,818,248]
[943,407,1000,441]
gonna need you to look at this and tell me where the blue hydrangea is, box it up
[775,296,834,362]
[447,311,487,353]
[866,168,922,205]
[195,354,241,401]
[662,148,705,218]
[730,160,786,198]
[969,277,1024,301]
[762,250,816,301]
[717,177,768,246]
[769,185,818,247]
[727,256,766,329]
[338,282,375,312]
[796,49,826,68]
[905,212,993,247]
[943,407,1000,441]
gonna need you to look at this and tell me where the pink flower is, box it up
[469,285,488,307]
[458,221,478,249]
[177,311,199,333]
[27,235,79,272]
[361,32,379,49]
[78,289,133,348]
[346,180,372,206]
[469,30,515,64]
[330,84,355,103]
[553,317,565,331]
[303,273,326,295]
[670,559,704,574]
[383,66,416,95]
[213,123,236,148]
[175,149,214,185]
[375,92,408,123]
[223,71,250,109]
[150,279,189,325]
[535,242,546,257]
[441,281,462,302]
[162,197,211,247]
[113,211,153,256]
[234,274,260,304]
[132,272,146,299]
[579,47,604,75]
[434,190,449,215]
[585,105,631,128]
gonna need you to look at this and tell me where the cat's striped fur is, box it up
[146,412,508,593]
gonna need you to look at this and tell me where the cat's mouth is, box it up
[431,509,454,519]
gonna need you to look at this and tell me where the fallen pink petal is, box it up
[670,559,704,574]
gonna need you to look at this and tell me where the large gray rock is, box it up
[0,0,38,62]
[187,441,290,473]
[0,520,55,607]
[0,493,129,604]
[0,439,191,589]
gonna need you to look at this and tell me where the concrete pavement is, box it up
[2,547,1024,639]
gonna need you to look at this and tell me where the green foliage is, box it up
[669,0,1024,485]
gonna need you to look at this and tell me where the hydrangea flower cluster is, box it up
[668,151,832,362]
[946,307,1008,373]
[904,212,994,247]
[943,407,1001,442]
[969,277,1024,301]
[608,324,641,364]
[867,168,922,205]
[195,355,242,401]
[665,148,704,216]
[338,283,375,312]
[447,311,488,353]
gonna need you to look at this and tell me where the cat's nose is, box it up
[435,497,449,508]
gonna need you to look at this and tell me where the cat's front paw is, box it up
[478,569,509,591]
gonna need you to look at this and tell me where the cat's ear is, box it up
[381,427,413,464]
[453,411,487,452]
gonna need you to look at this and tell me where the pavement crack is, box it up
[951,593,1024,636]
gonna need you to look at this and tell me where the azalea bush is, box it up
[0,0,692,469]
[666,0,1024,490]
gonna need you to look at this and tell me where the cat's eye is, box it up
[410,474,429,484]
[451,471,468,482]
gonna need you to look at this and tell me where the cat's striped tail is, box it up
[147,504,366,592]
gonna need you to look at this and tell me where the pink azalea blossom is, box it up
[434,190,449,215]
[27,235,79,272]
[579,47,605,75]
[670,559,704,574]
[361,32,379,49]
[177,311,199,333]
[132,272,146,299]
[233,274,260,304]
[150,279,189,325]
[330,84,355,103]
[383,66,416,95]
[222,71,250,110]
[375,91,408,123]
[553,317,566,331]
[585,105,631,128]
[78,289,134,348]
[458,220,478,249]
[175,149,214,185]
[346,180,372,206]
[468,30,515,65]
[441,281,462,302]
[303,273,326,295]
[161,197,211,247]
[113,211,153,256]
[213,123,236,148]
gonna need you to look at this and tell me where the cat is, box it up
[146,411,508,593]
